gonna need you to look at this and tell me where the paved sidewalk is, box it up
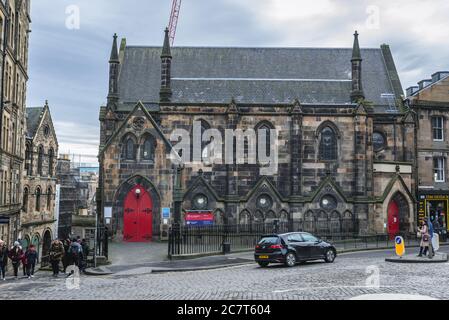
[108,241,169,266]
[86,251,254,276]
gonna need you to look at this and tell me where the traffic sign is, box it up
[395,236,405,257]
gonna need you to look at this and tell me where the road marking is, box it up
[272,285,398,293]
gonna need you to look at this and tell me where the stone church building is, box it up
[99,30,417,242]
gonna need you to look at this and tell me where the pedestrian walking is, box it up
[0,240,8,280]
[62,238,71,273]
[428,217,435,259]
[417,220,430,257]
[8,241,24,280]
[21,246,27,277]
[80,239,90,273]
[69,238,82,268]
[66,238,82,277]
[24,245,38,279]
[49,240,64,277]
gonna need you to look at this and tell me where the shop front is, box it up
[418,193,449,237]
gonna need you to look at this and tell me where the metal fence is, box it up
[168,218,361,258]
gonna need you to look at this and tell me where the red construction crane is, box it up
[168,0,182,46]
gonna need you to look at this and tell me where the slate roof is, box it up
[118,46,403,110]
[26,107,44,138]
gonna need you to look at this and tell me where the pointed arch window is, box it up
[48,148,54,176]
[23,187,29,212]
[47,187,52,210]
[35,187,41,212]
[37,146,44,175]
[200,121,212,160]
[25,143,32,176]
[122,135,137,160]
[319,126,337,161]
[256,122,274,159]
[141,136,155,161]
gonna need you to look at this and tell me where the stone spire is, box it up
[160,28,173,102]
[107,33,120,106]
[350,31,365,103]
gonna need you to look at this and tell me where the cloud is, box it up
[28,1,449,165]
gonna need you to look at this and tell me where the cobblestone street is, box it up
[1,248,449,300]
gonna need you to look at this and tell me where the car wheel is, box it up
[258,261,269,268]
[284,252,297,267]
[324,249,336,263]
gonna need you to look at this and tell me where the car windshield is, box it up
[301,234,319,242]
[258,237,279,245]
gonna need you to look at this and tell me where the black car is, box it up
[254,232,337,267]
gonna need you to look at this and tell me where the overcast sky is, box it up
[28,0,449,165]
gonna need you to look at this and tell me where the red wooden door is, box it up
[123,185,153,242]
[387,200,400,240]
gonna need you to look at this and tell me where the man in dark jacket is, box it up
[25,245,38,279]
[80,239,90,273]
[0,240,8,280]
[62,238,71,273]
[49,240,64,277]
[8,241,24,279]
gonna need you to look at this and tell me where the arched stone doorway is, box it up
[123,184,153,242]
[387,192,410,239]
[112,175,161,241]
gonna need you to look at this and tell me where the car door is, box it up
[301,233,322,258]
[287,233,310,261]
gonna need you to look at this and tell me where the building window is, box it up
[256,194,273,210]
[44,125,50,137]
[320,195,338,211]
[25,144,32,175]
[432,117,444,141]
[35,187,41,211]
[193,194,209,210]
[141,136,155,161]
[47,187,52,210]
[434,157,445,182]
[23,188,29,212]
[37,146,44,176]
[373,131,387,152]
[48,148,54,176]
[256,123,273,159]
[121,135,137,161]
[319,126,337,161]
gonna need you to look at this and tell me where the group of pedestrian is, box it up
[0,236,90,280]
[49,237,90,277]
[0,240,39,280]
[417,218,435,259]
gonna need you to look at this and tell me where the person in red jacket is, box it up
[8,241,24,280]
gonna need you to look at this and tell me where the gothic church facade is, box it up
[99,30,417,242]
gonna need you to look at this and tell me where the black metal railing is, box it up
[168,218,361,258]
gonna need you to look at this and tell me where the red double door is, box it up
[123,184,153,242]
[387,200,400,240]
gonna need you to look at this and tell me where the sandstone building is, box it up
[407,71,449,230]
[0,0,31,245]
[98,30,417,242]
[21,102,58,262]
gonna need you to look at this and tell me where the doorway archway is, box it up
[387,192,410,239]
[123,184,153,242]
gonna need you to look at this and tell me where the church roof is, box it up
[26,107,45,138]
[118,46,403,111]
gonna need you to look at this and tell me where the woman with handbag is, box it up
[417,220,430,257]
